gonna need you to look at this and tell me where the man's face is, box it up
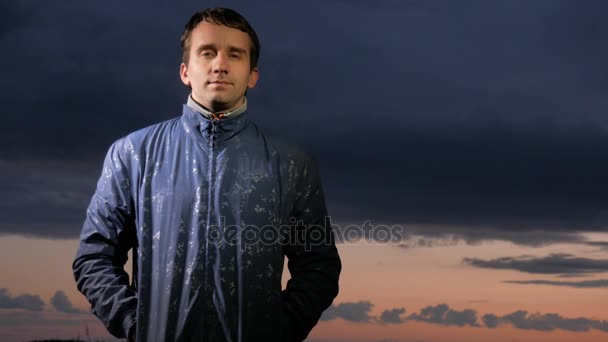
[180,21,258,113]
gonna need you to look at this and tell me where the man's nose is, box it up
[212,52,229,74]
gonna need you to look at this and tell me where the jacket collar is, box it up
[180,102,251,149]
[186,94,248,120]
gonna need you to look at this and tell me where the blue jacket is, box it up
[72,104,342,342]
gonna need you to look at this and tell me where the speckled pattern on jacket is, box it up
[72,104,342,342]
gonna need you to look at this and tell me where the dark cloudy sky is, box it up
[1,1,608,341]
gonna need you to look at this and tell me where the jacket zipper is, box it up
[202,118,217,339]
[206,116,234,342]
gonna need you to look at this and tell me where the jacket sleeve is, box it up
[281,154,342,342]
[72,138,138,339]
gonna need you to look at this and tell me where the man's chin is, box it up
[194,92,241,112]
[194,94,229,110]
[209,98,239,112]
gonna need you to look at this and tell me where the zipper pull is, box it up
[211,119,218,147]
[210,113,226,121]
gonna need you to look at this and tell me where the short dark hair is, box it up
[180,8,260,70]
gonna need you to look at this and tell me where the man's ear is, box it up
[180,62,191,87]
[248,67,259,89]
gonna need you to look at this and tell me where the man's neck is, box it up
[187,95,247,120]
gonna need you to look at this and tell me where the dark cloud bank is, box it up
[0,288,87,315]
[2,1,608,244]
[2,287,606,334]
[320,301,608,333]
[464,253,608,277]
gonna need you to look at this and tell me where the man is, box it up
[72,7,341,342]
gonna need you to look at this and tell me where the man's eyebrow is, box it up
[195,43,217,52]
[195,44,248,56]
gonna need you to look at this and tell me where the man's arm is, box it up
[72,139,138,339]
[281,154,342,342]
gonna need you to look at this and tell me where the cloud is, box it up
[4,1,608,242]
[408,304,480,327]
[0,159,99,239]
[0,288,44,311]
[585,241,608,251]
[504,279,608,288]
[0,1,187,160]
[50,290,86,314]
[0,309,100,329]
[495,310,608,332]
[380,308,406,324]
[322,301,608,333]
[463,253,608,277]
[331,220,594,248]
[320,301,375,322]
[0,1,25,38]
[391,227,588,248]
[482,314,500,328]
[395,236,462,249]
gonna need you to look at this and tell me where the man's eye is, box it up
[201,51,214,57]
[230,54,240,58]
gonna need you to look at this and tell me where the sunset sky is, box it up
[2,1,608,341]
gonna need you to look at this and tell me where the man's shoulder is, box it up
[126,115,182,142]
[111,115,182,149]
[252,123,316,166]
[104,114,182,164]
